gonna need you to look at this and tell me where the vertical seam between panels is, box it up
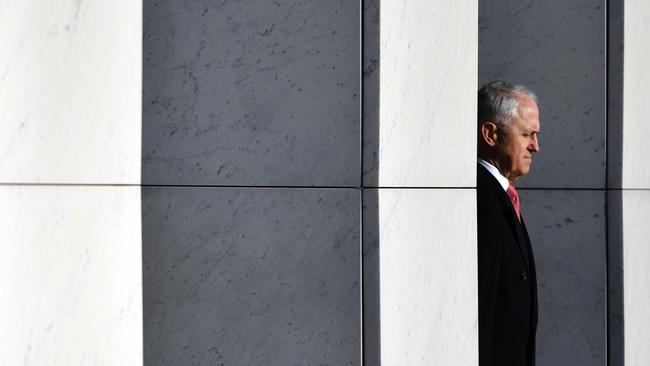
[605,0,610,364]
[359,0,365,365]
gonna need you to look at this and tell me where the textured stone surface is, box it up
[143,187,360,365]
[0,1,141,184]
[363,0,477,187]
[621,0,650,189]
[363,189,477,365]
[479,0,606,189]
[143,0,359,186]
[621,190,650,365]
[0,186,142,365]
[518,189,606,366]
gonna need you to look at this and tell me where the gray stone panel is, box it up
[479,0,606,189]
[143,187,360,365]
[519,190,606,366]
[143,1,360,186]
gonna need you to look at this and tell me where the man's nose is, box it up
[529,135,540,152]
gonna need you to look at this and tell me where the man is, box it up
[477,81,541,366]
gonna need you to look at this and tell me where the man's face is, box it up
[495,95,541,182]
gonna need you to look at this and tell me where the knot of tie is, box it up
[506,184,521,221]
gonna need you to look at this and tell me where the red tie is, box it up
[506,184,521,221]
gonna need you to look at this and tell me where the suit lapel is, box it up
[478,164,531,271]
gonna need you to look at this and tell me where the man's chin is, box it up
[514,167,531,180]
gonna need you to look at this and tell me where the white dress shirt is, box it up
[478,158,509,191]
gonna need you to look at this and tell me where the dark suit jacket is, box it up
[477,163,538,366]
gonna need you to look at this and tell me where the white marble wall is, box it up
[0,1,143,365]
[364,190,477,365]
[622,0,650,189]
[621,191,650,365]
[0,1,141,184]
[616,2,650,364]
[365,0,477,187]
[363,0,478,364]
[0,186,142,365]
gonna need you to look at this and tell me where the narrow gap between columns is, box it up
[604,2,610,363]
[359,0,365,363]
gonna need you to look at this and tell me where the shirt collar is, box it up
[478,158,509,191]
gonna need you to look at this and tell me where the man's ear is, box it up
[480,122,499,147]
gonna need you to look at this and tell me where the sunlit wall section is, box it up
[0,1,142,365]
[363,0,478,364]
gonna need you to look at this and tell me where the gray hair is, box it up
[478,81,538,127]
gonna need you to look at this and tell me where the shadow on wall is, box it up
[362,0,381,364]
[606,0,624,364]
[362,0,381,366]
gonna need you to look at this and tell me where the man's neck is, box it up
[478,158,510,191]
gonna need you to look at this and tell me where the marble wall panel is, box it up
[0,186,142,365]
[363,189,477,365]
[143,187,360,365]
[363,0,477,187]
[621,190,650,365]
[479,0,606,189]
[143,1,359,187]
[621,0,650,189]
[517,190,606,366]
[0,1,141,184]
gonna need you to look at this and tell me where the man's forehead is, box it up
[512,107,540,131]
[517,95,539,113]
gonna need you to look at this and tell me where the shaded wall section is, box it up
[518,190,606,365]
[143,0,360,187]
[142,1,361,365]
[143,188,359,365]
[479,0,606,190]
